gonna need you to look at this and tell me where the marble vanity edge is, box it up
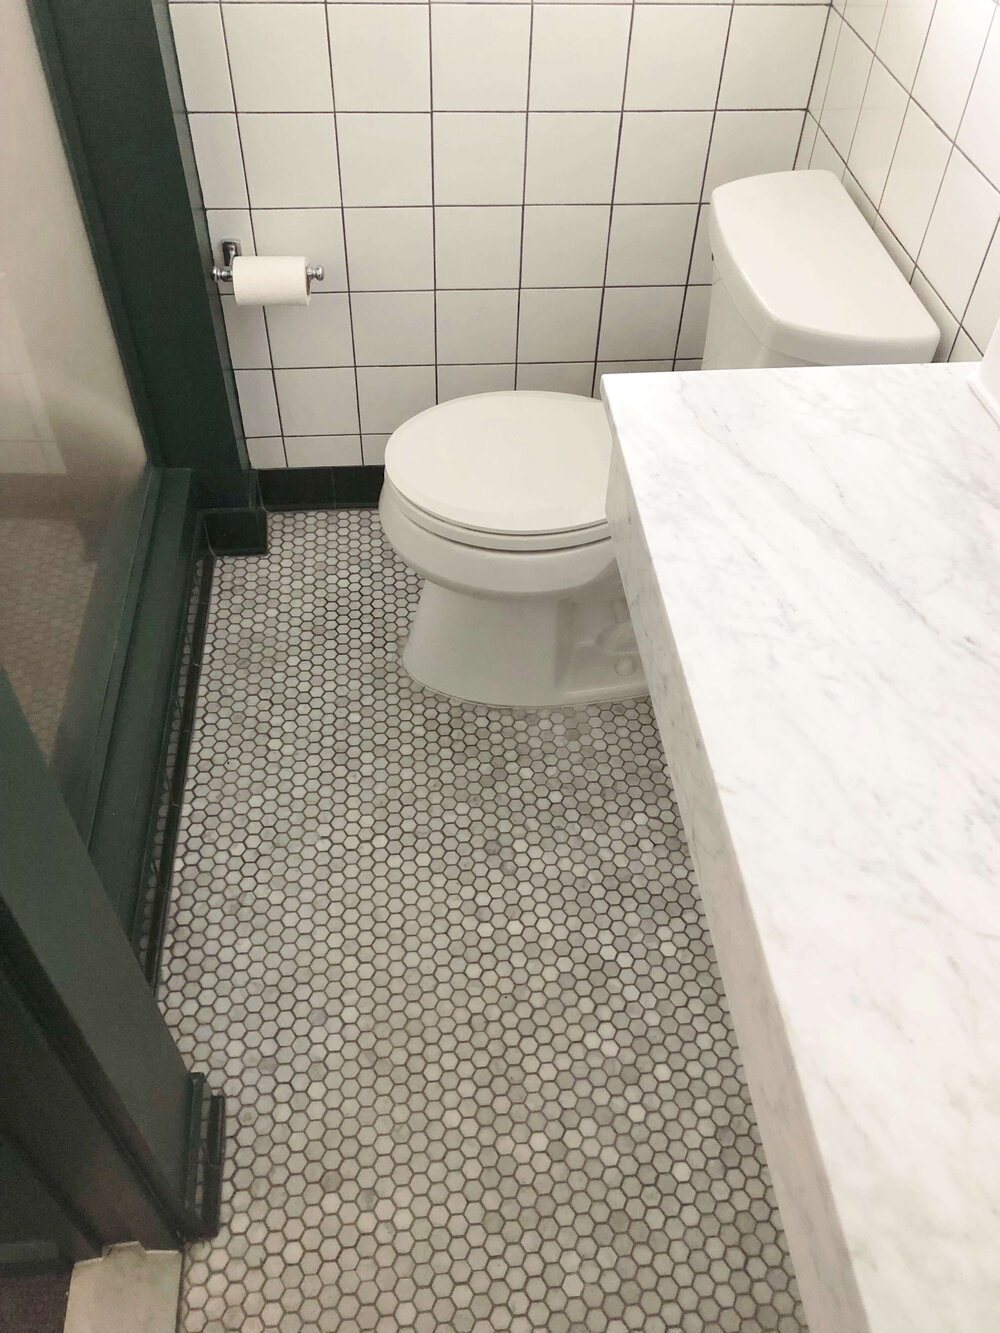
[605,438,869,1333]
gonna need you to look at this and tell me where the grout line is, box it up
[195,105,818,118]
[218,3,287,466]
[323,4,365,460]
[827,0,999,357]
[590,0,636,396]
[427,2,440,407]
[795,0,833,165]
[671,0,738,367]
[511,4,534,388]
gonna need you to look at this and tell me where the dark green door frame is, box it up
[0,673,223,1255]
[0,0,264,1267]
[28,0,255,513]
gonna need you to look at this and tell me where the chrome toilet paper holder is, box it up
[211,239,324,285]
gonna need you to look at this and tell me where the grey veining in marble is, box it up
[603,363,1000,1333]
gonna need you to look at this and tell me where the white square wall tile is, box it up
[435,207,523,288]
[251,209,347,291]
[598,286,684,359]
[524,113,619,204]
[239,114,340,207]
[436,290,519,363]
[207,209,254,263]
[223,5,333,112]
[597,361,672,381]
[275,367,360,434]
[957,22,1000,189]
[965,226,1000,352]
[516,288,602,361]
[818,22,872,160]
[702,111,804,196]
[328,5,430,112]
[516,363,594,396]
[796,113,819,169]
[810,125,848,179]
[357,366,437,434]
[879,101,950,258]
[337,115,432,206]
[433,114,526,205]
[842,0,886,48]
[284,435,363,466]
[170,6,233,111]
[235,368,280,434]
[431,7,531,111]
[362,434,390,466]
[521,206,610,287]
[615,113,713,204]
[842,168,877,222]
[809,10,840,119]
[719,7,826,111]
[266,294,354,368]
[847,59,907,205]
[913,0,993,138]
[625,7,730,112]
[876,0,935,89]
[351,291,436,364]
[246,436,286,469]
[676,285,711,358]
[872,213,916,279]
[437,363,516,402]
[908,269,954,359]
[222,296,271,368]
[528,6,631,112]
[189,115,248,208]
[950,329,982,361]
[605,205,697,286]
[344,209,434,291]
[688,204,712,284]
[918,154,1000,322]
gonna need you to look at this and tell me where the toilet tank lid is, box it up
[709,171,940,364]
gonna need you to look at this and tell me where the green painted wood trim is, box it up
[88,470,205,938]
[0,1137,95,1267]
[27,0,253,510]
[0,671,210,1243]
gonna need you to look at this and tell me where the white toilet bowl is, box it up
[380,171,941,708]
[379,391,646,708]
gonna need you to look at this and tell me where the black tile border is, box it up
[257,464,385,510]
[137,539,214,991]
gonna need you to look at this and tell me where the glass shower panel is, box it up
[0,0,149,773]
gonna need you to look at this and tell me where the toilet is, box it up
[380,170,941,707]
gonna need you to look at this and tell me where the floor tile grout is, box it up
[160,509,804,1333]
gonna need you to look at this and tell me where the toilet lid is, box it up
[384,391,613,535]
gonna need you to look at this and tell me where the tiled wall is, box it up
[800,0,1000,362]
[170,0,827,468]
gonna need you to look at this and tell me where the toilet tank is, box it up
[702,170,941,371]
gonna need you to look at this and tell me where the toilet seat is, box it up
[383,390,613,551]
[387,480,610,553]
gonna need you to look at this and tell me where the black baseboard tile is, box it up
[257,465,385,511]
[202,504,268,555]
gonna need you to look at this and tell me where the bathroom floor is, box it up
[161,509,805,1333]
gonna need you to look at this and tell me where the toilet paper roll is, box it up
[232,255,310,306]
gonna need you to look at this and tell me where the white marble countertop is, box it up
[602,363,1000,1333]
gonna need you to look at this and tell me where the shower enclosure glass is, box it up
[0,0,150,810]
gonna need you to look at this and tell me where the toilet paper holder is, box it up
[211,239,324,285]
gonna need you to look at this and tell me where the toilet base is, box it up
[402,580,648,708]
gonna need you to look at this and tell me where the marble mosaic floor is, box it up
[160,509,805,1333]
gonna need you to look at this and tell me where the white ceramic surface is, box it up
[603,362,1000,1333]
